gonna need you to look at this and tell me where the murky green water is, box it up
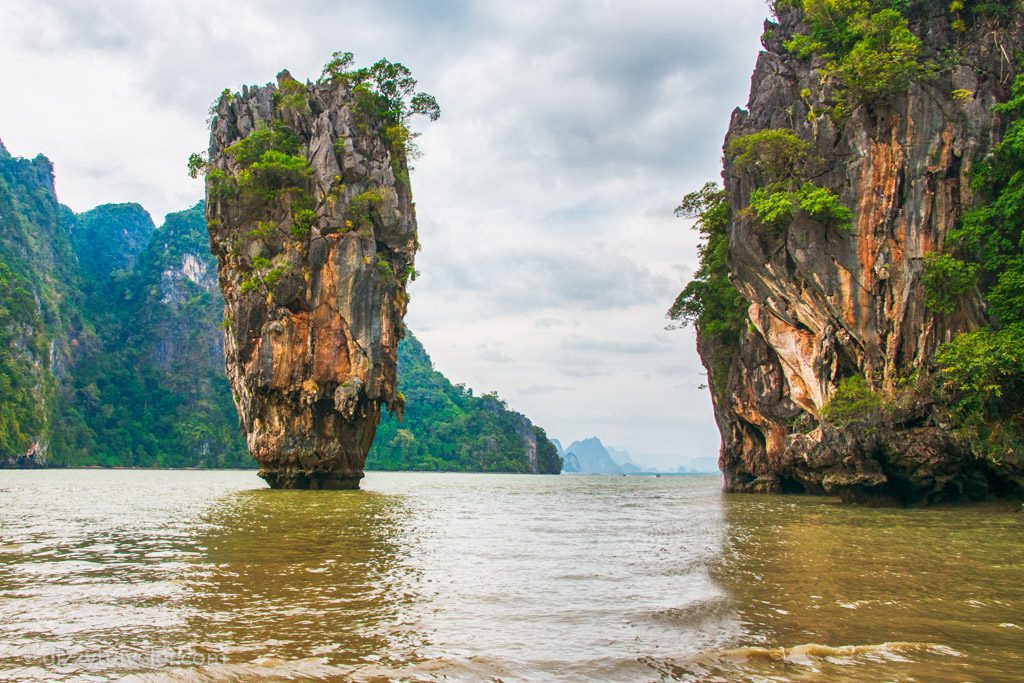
[0,470,1020,681]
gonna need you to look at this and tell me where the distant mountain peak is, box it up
[72,203,155,279]
[606,446,636,466]
[565,437,620,475]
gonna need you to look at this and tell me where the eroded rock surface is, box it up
[206,71,417,489]
[702,7,1024,503]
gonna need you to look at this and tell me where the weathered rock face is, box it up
[206,71,417,489]
[703,7,1024,503]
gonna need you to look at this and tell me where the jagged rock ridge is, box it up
[206,70,419,489]
[564,437,623,475]
[698,4,1024,503]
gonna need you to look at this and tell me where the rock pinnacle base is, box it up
[260,470,364,490]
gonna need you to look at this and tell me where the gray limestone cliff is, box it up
[205,70,418,489]
[696,4,1024,503]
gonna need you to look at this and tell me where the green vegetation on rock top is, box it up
[320,51,441,126]
[781,0,926,115]
[774,0,1018,119]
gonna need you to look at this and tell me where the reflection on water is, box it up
[0,472,425,680]
[183,489,423,671]
[0,470,1021,681]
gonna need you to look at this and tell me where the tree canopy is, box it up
[321,51,440,125]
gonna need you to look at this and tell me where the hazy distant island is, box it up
[555,437,717,475]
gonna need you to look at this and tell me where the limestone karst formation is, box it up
[684,5,1024,503]
[205,68,420,489]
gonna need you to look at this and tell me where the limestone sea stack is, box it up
[686,5,1024,503]
[205,67,420,489]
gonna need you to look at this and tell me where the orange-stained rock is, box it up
[701,7,1022,503]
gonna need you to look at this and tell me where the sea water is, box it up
[0,470,1021,681]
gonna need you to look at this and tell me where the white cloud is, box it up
[0,0,769,464]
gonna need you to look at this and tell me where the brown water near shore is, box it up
[0,470,1021,681]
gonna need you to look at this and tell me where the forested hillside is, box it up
[368,332,562,473]
[0,143,77,465]
[52,202,248,467]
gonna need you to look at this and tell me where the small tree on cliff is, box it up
[668,182,748,399]
[320,51,440,126]
[669,182,746,338]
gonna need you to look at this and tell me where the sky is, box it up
[0,0,768,469]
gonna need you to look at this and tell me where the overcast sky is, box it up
[0,0,768,469]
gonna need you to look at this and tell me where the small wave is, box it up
[122,653,656,682]
[121,655,521,683]
[640,641,963,681]
[641,596,732,629]
[121,657,354,682]
[43,642,971,683]
[713,641,960,663]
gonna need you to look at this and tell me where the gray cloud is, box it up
[518,384,569,396]
[425,245,670,314]
[534,317,569,329]
[11,1,143,53]
[559,335,673,356]
[478,344,515,364]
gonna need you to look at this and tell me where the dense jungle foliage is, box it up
[368,332,563,473]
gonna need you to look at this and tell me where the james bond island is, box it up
[200,54,438,489]
[673,1,1024,504]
